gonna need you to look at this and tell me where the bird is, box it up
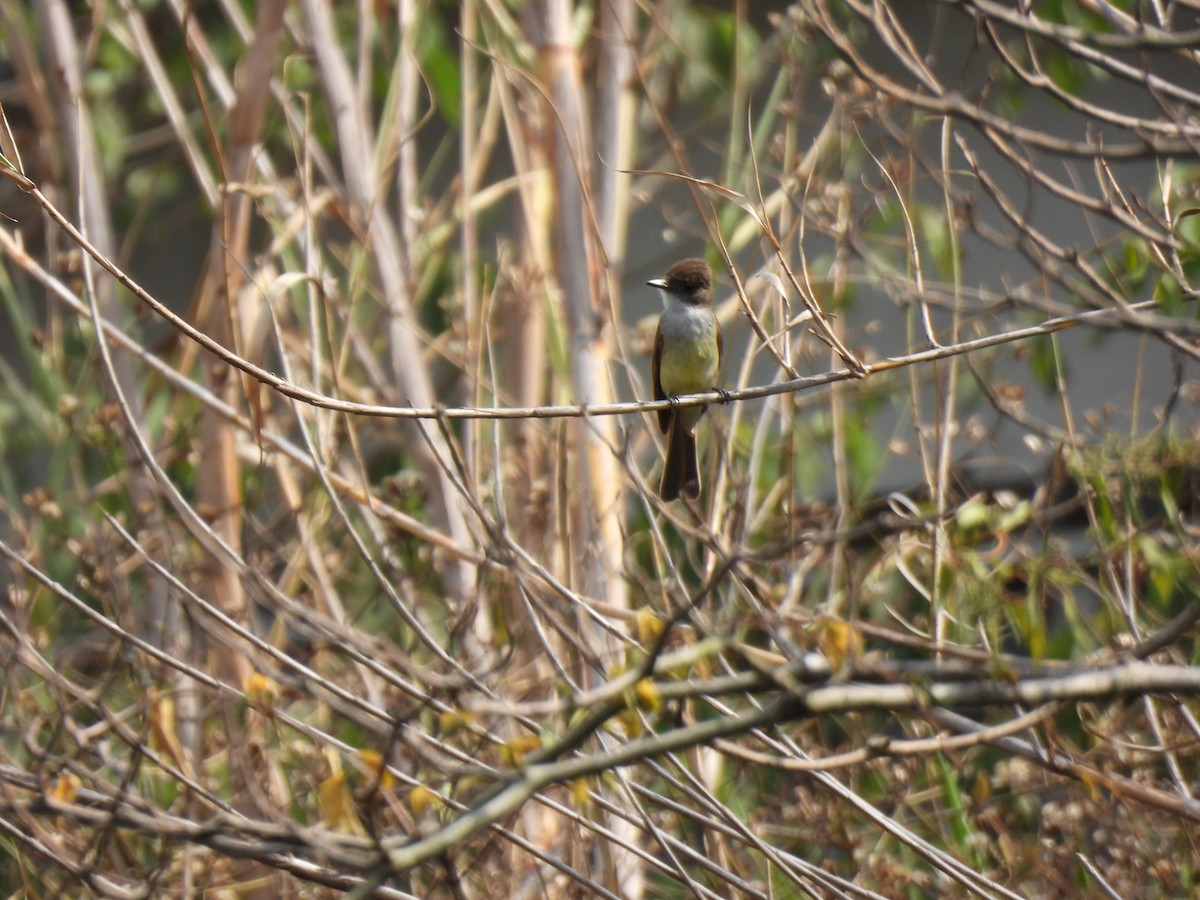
[648,258,722,501]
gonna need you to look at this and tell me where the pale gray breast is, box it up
[658,301,720,405]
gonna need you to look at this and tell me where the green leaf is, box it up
[1027,334,1061,394]
[416,16,462,126]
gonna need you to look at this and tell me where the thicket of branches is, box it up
[2,0,1200,896]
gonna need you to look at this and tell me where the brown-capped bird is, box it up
[648,258,722,501]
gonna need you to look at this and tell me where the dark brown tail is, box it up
[661,417,700,501]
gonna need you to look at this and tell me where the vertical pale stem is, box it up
[527,0,627,664]
[460,0,480,480]
[194,0,289,688]
[932,118,963,656]
[527,1,637,893]
[592,0,636,266]
[299,0,485,653]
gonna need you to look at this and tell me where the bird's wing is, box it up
[652,323,670,434]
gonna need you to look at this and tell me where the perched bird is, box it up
[648,258,722,501]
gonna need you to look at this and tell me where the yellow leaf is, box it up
[635,608,665,644]
[815,617,862,669]
[438,709,477,736]
[359,749,383,771]
[318,772,365,835]
[149,694,191,776]
[997,832,1018,869]
[500,734,543,769]
[616,707,643,738]
[971,772,991,806]
[359,749,395,791]
[243,672,279,706]
[570,778,590,808]
[409,785,441,818]
[49,772,80,805]
[1078,767,1103,803]
[633,679,662,714]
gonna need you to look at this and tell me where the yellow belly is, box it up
[659,332,719,396]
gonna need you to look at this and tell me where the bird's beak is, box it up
[646,278,667,289]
